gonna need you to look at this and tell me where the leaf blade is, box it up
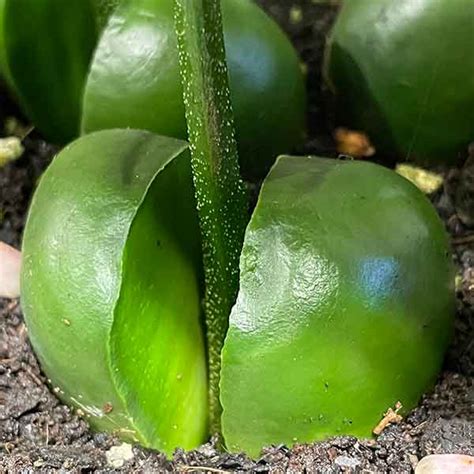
[221,156,454,456]
[21,129,207,455]
[4,0,98,142]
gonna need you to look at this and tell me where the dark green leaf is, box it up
[0,0,13,89]
[325,0,474,164]
[21,129,207,455]
[221,156,454,456]
[81,0,306,178]
[4,0,99,142]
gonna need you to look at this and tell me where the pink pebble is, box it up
[416,454,474,474]
[0,242,22,298]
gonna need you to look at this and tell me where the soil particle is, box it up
[0,133,56,248]
[455,146,474,228]
[257,0,340,156]
[419,418,473,456]
[0,1,473,472]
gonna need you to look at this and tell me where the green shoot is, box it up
[174,0,248,435]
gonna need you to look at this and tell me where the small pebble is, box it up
[396,164,444,194]
[106,443,134,469]
[0,137,24,167]
[0,242,21,298]
[289,6,303,24]
[334,455,361,469]
[415,454,474,473]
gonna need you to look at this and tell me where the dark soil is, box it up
[0,1,473,472]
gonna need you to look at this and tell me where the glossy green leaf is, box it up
[3,0,99,142]
[21,129,207,456]
[82,0,306,177]
[0,0,13,88]
[221,156,454,456]
[175,0,247,434]
[325,0,474,165]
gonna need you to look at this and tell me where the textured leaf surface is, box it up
[326,0,474,164]
[221,156,454,456]
[21,129,207,455]
[175,0,248,435]
[82,0,305,177]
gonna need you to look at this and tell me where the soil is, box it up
[0,1,473,472]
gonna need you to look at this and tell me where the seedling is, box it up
[21,0,453,459]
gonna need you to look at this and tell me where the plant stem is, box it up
[174,0,248,436]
